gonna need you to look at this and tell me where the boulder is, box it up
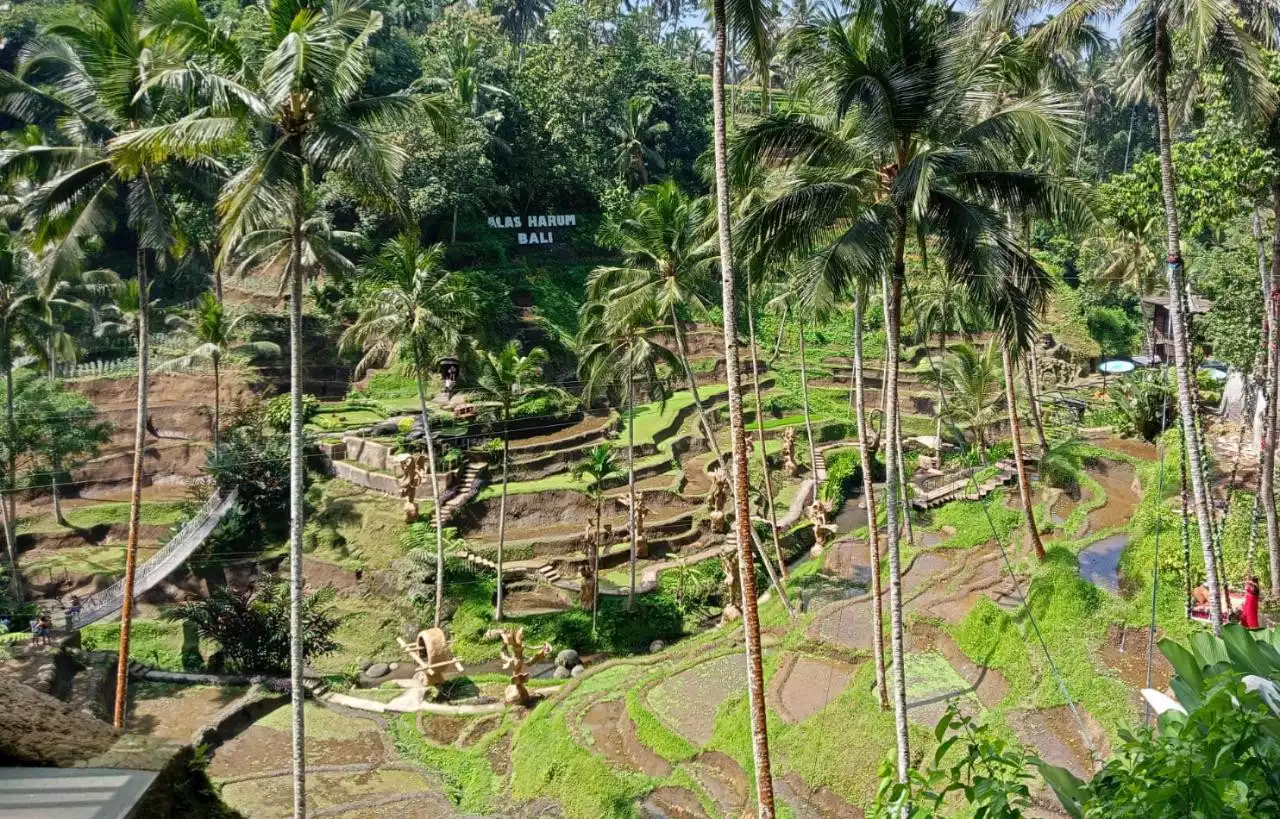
[365,662,391,679]
[648,640,665,654]
[571,665,586,678]
[389,662,400,672]
[555,649,581,669]
[552,666,571,680]
[358,659,373,672]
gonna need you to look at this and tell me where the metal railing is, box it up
[76,489,238,628]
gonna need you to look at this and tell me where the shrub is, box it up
[820,447,863,505]
[162,578,344,674]
[264,393,319,431]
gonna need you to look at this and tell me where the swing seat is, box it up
[1188,591,1246,624]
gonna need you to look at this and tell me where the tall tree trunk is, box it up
[1265,191,1280,598]
[768,303,787,366]
[287,209,308,817]
[882,223,911,784]
[895,412,914,548]
[212,355,221,452]
[592,491,601,633]
[1153,15,1222,633]
[113,247,150,729]
[711,3,775,811]
[213,264,223,305]
[1004,346,1046,561]
[1,341,19,601]
[670,306,723,463]
[747,277,787,580]
[49,343,65,528]
[854,287,888,709]
[495,423,509,621]
[451,203,459,244]
[414,357,447,629]
[1024,347,1048,457]
[797,316,818,478]
[627,347,638,610]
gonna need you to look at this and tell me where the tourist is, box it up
[66,595,82,629]
[1243,576,1262,630]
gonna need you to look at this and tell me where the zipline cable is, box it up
[901,282,1099,764]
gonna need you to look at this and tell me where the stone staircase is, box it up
[911,453,1035,510]
[433,461,488,525]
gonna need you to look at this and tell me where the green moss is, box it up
[775,662,937,810]
[387,713,502,814]
[19,501,188,534]
[626,687,698,763]
[927,492,1021,550]
[81,618,196,671]
[511,700,653,819]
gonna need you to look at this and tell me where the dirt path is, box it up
[583,699,671,778]
[769,652,859,724]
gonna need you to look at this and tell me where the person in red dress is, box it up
[1242,576,1262,630]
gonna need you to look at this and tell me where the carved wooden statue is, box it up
[808,498,836,555]
[720,551,742,625]
[621,495,651,558]
[396,627,464,687]
[485,626,552,705]
[397,453,428,522]
[578,564,596,611]
[782,427,799,477]
[707,468,729,534]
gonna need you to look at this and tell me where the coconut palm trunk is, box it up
[495,417,510,621]
[627,347,639,610]
[112,248,150,729]
[1024,349,1048,457]
[0,338,19,602]
[49,343,66,527]
[1264,190,1280,598]
[853,287,887,709]
[746,279,787,580]
[768,302,787,366]
[797,316,819,478]
[593,486,602,633]
[882,231,911,784]
[895,413,914,548]
[669,306,723,462]
[212,354,221,452]
[1152,14,1222,633]
[413,353,447,628]
[287,210,308,817]
[1003,346,1046,561]
[711,0,775,810]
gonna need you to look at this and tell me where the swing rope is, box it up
[1144,365,1172,725]
[903,282,1099,764]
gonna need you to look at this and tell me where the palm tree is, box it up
[852,282,887,709]
[0,0,209,731]
[1082,215,1162,356]
[116,1,436,809]
[473,341,560,621]
[577,299,677,610]
[709,0,779,803]
[610,97,670,188]
[1001,346,1046,560]
[589,181,723,462]
[732,0,1080,779]
[340,236,474,628]
[1036,0,1274,637]
[573,443,620,631]
[0,229,55,600]
[495,0,553,57]
[164,291,279,452]
[923,342,1005,460]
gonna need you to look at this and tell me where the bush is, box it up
[162,578,344,674]
[264,393,320,431]
[820,447,863,505]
